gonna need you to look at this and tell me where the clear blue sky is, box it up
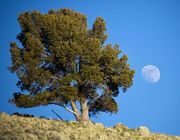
[0,0,180,136]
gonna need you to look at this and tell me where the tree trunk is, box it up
[70,98,89,122]
[80,97,89,122]
[70,100,81,121]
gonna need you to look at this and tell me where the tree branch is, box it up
[49,101,79,116]
[70,100,81,121]
[51,109,63,120]
[70,100,80,115]
[63,104,79,115]
[50,76,59,80]
[88,86,111,109]
[87,96,99,108]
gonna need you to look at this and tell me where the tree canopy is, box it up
[9,8,135,121]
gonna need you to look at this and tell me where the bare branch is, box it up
[63,104,79,115]
[51,109,63,120]
[50,76,59,80]
[49,101,79,116]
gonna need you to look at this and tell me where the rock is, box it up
[136,126,150,136]
[95,123,104,129]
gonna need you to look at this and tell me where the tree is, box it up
[9,8,135,122]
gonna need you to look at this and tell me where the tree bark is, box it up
[70,98,89,122]
[70,100,81,121]
[80,97,89,122]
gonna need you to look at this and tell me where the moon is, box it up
[141,65,160,83]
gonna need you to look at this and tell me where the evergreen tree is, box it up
[9,8,135,122]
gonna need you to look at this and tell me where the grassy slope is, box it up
[0,112,179,140]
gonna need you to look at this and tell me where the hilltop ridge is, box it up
[0,112,179,140]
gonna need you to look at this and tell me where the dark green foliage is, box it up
[9,8,135,118]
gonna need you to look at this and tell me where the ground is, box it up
[0,112,179,140]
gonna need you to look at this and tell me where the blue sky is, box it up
[0,0,180,136]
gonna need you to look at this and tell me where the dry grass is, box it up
[0,112,179,140]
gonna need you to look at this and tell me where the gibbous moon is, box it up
[141,65,160,83]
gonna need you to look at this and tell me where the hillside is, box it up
[0,112,179,140]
